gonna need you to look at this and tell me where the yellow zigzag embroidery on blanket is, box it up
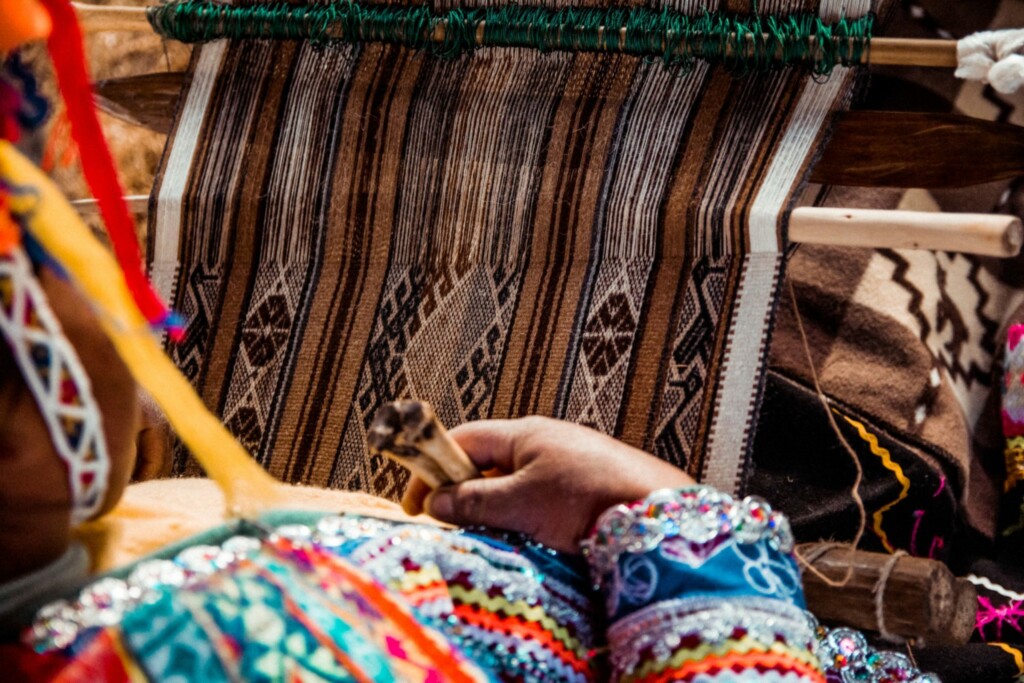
[990,642,1024,681]
[446,585,584,655]
[627,636,820,680]
[840,414,910,554]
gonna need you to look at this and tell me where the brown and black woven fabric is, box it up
[150,0,882,500]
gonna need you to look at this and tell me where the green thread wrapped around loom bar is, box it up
[147,1,874,74]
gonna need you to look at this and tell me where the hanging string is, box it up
[787,278,870,589]
[148,1,874,75]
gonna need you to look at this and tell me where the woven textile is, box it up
[150,0,876,498]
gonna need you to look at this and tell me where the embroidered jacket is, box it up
[5,487,935,682]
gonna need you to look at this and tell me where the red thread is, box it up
[909,510,924,556]
[0,80,20,142]
[0,194,20,255]
[1009,324,1024,352]
[928,535,944,559]
[38,0,179,337]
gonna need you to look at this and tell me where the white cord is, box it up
[967,573,1024,602]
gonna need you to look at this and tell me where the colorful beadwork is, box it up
[28,524,489,682]
[608,595,821,678]
[815,628,940,683]
[350,524,596,682]
[582,486,799,619]
[583,487,794,577]
[23,504,940,683]
[0,245,110,524]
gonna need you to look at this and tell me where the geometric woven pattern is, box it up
[151,0,882,499]
[0,246,109,523]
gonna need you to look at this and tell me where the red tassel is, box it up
[38,0,180,336]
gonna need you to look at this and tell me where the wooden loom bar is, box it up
[799,543,977,644]
[789,207,1024,258]
[73,3,149,34]
[70,197,1023,257]
[72,3,959,68]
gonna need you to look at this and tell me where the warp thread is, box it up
[957,29,1024,95]
[148,1,874,75]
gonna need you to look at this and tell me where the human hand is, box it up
[402,417,694,553]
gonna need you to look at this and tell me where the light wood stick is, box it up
[73,3,150,33]
[790,207,1023,258]
[868,37,958,67]
[71,195,149,214]
[799,543,977,644]
[71,197,1023,258]
[71,2,958,68]
[367,401,479,488]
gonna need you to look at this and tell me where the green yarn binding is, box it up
[148,1,874,74]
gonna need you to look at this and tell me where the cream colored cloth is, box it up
[73,478,432,574]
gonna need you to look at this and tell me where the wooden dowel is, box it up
[799,543,977,644]
[73,3,150,34]
[72,198,1022,258]
[789,207,1023,258]
[71,2,959,68]
[71,195,149,213]
[868,37,958,68]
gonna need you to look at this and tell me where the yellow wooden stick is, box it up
[0,141,282,519]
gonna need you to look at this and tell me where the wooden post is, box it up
[799,543,977,645]
[868,37,958,68]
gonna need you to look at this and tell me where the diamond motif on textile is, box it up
[241,294,292,368]
[581,293,637,378]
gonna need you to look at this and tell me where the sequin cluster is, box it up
[581,486,795,584]
[608,595,820,676]
[816,628,940,683]
[351,524,596,682]
[26,516,397,653]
